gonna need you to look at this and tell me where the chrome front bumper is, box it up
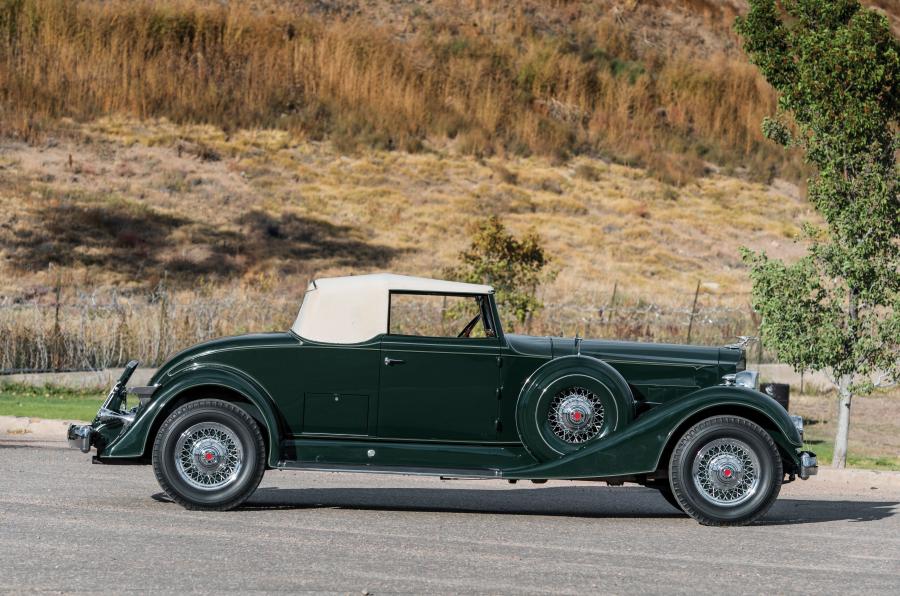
[799,451,818,480]
[67,424,94,453]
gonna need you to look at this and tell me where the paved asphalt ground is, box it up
[1,440,899,594]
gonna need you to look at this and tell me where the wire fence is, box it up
[0,285,767,373]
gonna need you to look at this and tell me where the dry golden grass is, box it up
[7,0,890,367]
[0,0,821,184]
[0,116,819,368]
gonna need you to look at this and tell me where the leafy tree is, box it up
[735,0,899,467]
[450,216,554,328]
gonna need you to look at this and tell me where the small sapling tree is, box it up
[450,216,555,329]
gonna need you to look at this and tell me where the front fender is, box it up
[102,364,284,468]
[506,385,802,479]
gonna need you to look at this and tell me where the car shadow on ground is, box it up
[153,485,898,525]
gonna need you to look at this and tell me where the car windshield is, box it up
[389,293,491,338]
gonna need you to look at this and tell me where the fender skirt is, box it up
[505,386,803,480]
[100,365,284,468]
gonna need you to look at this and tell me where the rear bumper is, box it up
[65,360,147,456]
[67,424,94,453]
[799,450,818,480]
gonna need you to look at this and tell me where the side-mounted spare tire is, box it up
[515,355,634,462]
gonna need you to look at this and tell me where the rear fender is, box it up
[102,364,284,468]
[506,386,802,479]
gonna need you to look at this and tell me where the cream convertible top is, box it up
[291,273,493,344]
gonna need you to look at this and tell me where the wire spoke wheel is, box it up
[691,437,761,506]
[175,422,244,491]
[548,386,604,444]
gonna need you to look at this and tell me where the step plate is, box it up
[276,460,502,479]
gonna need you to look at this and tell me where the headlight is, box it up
[789,414,804,440]
[721,370,760,390]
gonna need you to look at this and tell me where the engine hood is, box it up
[505,334,741,404]
[505,334,723,366]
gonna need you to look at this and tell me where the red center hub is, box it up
[572,411,583,422]
[723,468,733,478]
[205,452,214,461]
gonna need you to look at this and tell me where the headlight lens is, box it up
[789,414,804,440]
[735,370,759,390]
[721,370,760,390]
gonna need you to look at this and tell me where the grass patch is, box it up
[0,384,104,422]
[801,437,900,472]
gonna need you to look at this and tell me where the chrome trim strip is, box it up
[288,434,520,445]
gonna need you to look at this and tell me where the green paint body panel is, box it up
[280,439,532,470]
[379,336,500,441]
[506,386,802,479]
[95,295,803,477]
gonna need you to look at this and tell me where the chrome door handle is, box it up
[384,357,405,366]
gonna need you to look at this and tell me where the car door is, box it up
[378,292,500,442]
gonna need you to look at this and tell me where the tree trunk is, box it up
[832,375,853,469]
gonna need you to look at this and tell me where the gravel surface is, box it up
[1,439,899,595]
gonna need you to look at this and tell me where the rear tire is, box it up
[669,415,781,526]
[646,479,684,513]
[152,399,266,511]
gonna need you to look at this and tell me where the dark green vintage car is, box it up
[69,273,816,525]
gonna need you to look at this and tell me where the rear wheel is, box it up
[669,415,782,526]
[646,479,683,513]
[152,399,265,511]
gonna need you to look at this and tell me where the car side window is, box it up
[389,293,492,338]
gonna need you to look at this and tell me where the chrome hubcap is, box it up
[692,438,760,506]
[175,422,243,490]
[549,386,604,444]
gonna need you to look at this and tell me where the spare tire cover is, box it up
[515,355,634,462]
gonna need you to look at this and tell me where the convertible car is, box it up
[69,273,816,525]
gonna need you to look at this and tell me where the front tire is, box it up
[669,415,782,526]
[152,399,266,511]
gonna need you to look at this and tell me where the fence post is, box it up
[686,280,701,344]
[155,278,168,366]
[605,281,618,335]
[51,269,63,370]
[53,271,62,336]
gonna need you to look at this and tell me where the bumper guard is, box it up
[67,424,94,453]
[799,451,818,480]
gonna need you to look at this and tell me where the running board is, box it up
[276,460,502,479]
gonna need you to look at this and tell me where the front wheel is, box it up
[152,399,266,511]
[669,415,782,526]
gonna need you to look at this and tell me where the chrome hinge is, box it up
[496,387,502,400]
[496,356,503,367]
